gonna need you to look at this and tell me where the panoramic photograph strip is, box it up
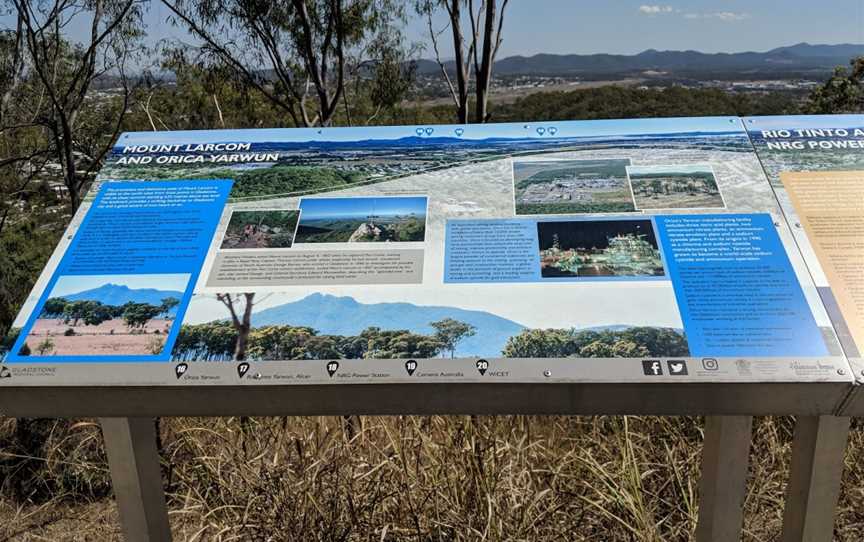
[513,158,636,215]
[220,209,301,250]
[295,196,428,243]
[21,273,189,357]
[626,164,726,210]
[537,219,665,278]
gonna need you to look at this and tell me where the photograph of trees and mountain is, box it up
[20,275,187,357]
[294,196,427,243]
[538,219,664,278]
[513,158,636,214]
[220,210,301,249]
[627,164,726,210]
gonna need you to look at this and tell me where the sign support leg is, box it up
[781,415,850,542]
[695,415,753,542]
[100,417,172,542]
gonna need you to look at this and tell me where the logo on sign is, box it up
[702,358,719,371]
[326,361,339,377]
[667,360,688,375]
[476,359,489,376]
[175,363,188,379]
[405,359,417,376]
[0,366,11,379]
[642,360,662,376]
[237,362,250,379]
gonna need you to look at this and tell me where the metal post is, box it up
[695,415,753,542]
[781,415,850,542]
[100,417,172,542]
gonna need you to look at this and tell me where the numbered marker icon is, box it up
[175,363,188,379]
[326,361,340,377]
[476,359,489,376]
[237,362,250,379]
[405,359,417,376]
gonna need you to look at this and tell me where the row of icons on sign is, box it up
[173,359,492,380]
[412,126,560,137]
[641,358,719,376]
[170,358,719,381]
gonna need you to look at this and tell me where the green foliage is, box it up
[172,322,446,361]
[35,337,55,355]
[121,302,162,329]
[516,201,635,214]
[430,318,477,358]
[805,57,864,113]
[492,85,800,122]
[503,327,689,358]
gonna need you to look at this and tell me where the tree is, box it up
[216,293,256,361]
[429,317,476,358]
[121,302,161,329]
[35,337,54,355]
[805,56,864,114]
[11,0,147,210]
[41,297,68,319]
[417,0,509,123]
[162,0,414,127]
[159,297,180,319]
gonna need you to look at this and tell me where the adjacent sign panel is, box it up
[0,117,850,388]
[746,115,864,385]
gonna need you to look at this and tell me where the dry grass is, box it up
[1,416,862,541]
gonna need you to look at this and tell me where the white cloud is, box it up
[638,5,674,15]
[684,11,751,22]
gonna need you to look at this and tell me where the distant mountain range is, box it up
[249,293,525,357]
[64,284,184,314]
[416,43,863,77]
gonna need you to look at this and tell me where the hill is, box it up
[64,284,184,315]
[417,42,864,77]
[249,293,525,357]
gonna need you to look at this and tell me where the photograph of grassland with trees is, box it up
[513,158,636,214]
[20,275,187,357]
[627,164,726,210]
[220,209,301,249]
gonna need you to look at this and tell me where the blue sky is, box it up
[5,1,863,58]
[299,197,427,220]
[117,116,744,146]
[49,274,190,297]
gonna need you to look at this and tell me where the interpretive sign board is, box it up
[745,115,864,415]
[0,116,853,417]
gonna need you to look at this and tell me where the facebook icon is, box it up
[642,359,663,376]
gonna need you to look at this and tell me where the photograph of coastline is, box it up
[220,210,301,249]
[537,219,664,278]
[21,274,188,357]
[627,164,725,210]
[513,158,635,214]
[295,196,427,243]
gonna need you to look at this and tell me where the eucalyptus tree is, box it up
[162,0,415,127]
[416,0,509,123]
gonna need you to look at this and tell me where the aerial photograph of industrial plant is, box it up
[513,158,635,214]
[627,164,725,210]
[220,210,301,249]
[294,196,427,243]
[537,219,665,278]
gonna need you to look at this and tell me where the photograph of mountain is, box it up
[627,164,725,210]
[538,219,664,278]
[21,274,188,357]
[513,158,635,214]
[295,196,427,243]
[220,210,301,249]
